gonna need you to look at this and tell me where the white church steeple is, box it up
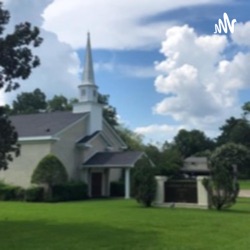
[78,32,98,103]
[73,33,103,135]
[82,32,95,85]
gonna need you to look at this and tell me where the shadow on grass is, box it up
[0,220,162,250]
[224,209,250,215]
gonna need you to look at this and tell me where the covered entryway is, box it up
[83,151,147,199]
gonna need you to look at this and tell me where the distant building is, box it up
[0,33,146,199]
[181,156,210,176]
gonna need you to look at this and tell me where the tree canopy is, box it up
[12,88,46,114]
[173,129,215,158]
[6,88,118,126]
[205,143,249,210]
[0,2,42,170]
[0,2,42,92]
[0,107,20,170]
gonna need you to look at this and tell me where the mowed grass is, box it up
[0,199,250,250]
[239,180,250,189]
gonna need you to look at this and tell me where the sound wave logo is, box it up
[214,13,237,34]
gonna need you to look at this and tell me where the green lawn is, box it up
[239,180,250,189]
[0,199,250,250]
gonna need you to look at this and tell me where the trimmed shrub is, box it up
[25,187,44,202]
[132,156,156,207]
[31,154,68,186]
[0,184,25,201]
[110,181,124,197]
[31,154,68,200]
[51,182,88,202]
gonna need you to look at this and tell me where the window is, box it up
[81,89,86,96]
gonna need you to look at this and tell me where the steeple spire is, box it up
[82,32,95,85]
[73,33,102,134]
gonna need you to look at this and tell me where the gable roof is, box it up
[77,131,100,144]
[184,156,207,164]
[83,151,144,168]
[10,111,87,137]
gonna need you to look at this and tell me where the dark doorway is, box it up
[91,172,102,197]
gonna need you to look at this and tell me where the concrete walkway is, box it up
[239,190,250,198]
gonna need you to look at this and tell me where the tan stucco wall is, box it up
[1,116,125,189]
[102,121,125,151]
[0,141,51,188]
[109,169,122,182]
[51,117,87,181]
[84,134,108,161]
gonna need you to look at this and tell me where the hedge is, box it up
[25,187,44,202]
[51,182,88,202]
[0,185,25,201]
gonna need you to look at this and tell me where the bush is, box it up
[31,154,68,200]
[110,181,124,197]
[0,183,25,201]
[132,157,156,207]
[206,143,248,210]
[51,182,88,202]
[25,187,44,202]
[31,154,68,186]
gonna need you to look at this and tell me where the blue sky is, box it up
[1,0,250,144]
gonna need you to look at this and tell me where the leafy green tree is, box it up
[205,143,249,210]
[31,154,68,200]
[132,156,156,207]
[159,147,183,177]
[242,101,250,118]
[47,95,72,112]
[116,126,144,151]
[0,2,42,169]
[0,107,20,170]
[98,94,118,126]
[12,88,46,114]
[173,129,215,158]
[217,117,250,148]
[0,3,42,91]
[144,143,182,177]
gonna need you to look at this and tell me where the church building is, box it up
[0,34,145,199]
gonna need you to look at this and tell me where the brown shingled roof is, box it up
[10,111,88,137]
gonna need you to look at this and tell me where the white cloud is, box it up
[135,124,185,143]
[43,0,223,50]
[153,23,250,134]
[119,65,157,78]
[94,62,156,78]
[1,0,81,105]
[231,22,250,46]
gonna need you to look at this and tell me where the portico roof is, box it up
[83,151,144,168]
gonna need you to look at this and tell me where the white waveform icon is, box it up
[214,13,237,34]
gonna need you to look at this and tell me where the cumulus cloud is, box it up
[231,21,250,46]
[135,124,185,142]
[43,0,223,50]
[94,62,157,78]
[153,24,250,132]
[1,0,81,105]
